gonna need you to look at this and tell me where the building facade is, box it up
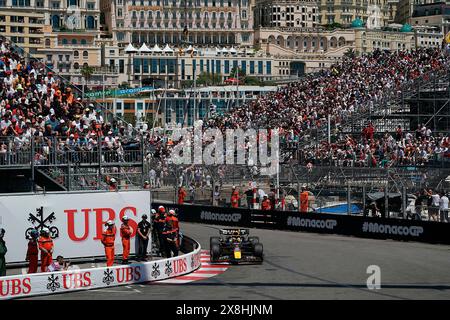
[318,0,391,27]
[0,0,103,67]
[254,25,415,71]
[254,0,320,28]
[101,0,257,48]
[411,2,450,35]
[0,0,46,58]
[115,45,302,88]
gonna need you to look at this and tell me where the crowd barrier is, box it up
[0,236,201,300]
[153,203,450,245]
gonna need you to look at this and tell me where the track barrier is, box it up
[0,236,201,300]
[153,203,450,245]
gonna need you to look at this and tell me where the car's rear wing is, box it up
[220,228,249,236]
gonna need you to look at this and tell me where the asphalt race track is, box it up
[29,222,450,300]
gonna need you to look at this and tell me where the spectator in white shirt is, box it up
[439,192,449,223]
[430,190,440,221]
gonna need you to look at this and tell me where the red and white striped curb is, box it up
[154,250,229,284]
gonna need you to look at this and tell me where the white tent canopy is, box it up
[138,43,152,53]
[152,44,162,52]
[186,45,198,52]
[124,43,138,53]
[163,44,174,53]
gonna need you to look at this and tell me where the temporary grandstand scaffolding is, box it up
[294,65,450,154]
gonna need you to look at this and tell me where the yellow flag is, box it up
[445,31,450,44]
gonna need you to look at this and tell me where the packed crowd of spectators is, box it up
[148,47,450,172]
[301,123,450,167]
[2,34,449,175]
[0,38,140,167]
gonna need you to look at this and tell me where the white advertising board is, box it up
[0,245,202,299]
[0,191,151,263]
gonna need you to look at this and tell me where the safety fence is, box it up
[153,202,450,245]
[0,236,201,300]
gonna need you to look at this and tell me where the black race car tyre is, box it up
[210,237,221,247]
[249,236,260,245]
[254,243,264,258]
[211,244,221,262]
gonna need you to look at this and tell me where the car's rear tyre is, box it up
[210,244,221,262]
[249,236,259,245]
[254,243,263,258]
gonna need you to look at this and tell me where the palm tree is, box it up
[344,48,356,59]
[80,64,94,99]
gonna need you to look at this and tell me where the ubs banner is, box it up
[0,191,151,263]
[153,203,450,245]
[0,241,201,299]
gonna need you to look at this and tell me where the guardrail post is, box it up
[384,183,389,219]
[31,138,35,192]
[347,182,351,215]
[98,138,102,189]
[402,186,407,219]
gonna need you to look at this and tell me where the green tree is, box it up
[344,48,356,59]
[244,76,261,86]
[230,67,246,79]
[196,72,223,86]
[80,65,94,98]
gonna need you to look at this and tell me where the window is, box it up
[249,61,255,74]
[12,0,31,6]
[160,59,167,73]
[143,59,149,73]
[216,60,221,74]
[83,51,88,59]
[266,61,271,74]
[241,60,246,73]
[224,60,230,74]
[151,59,158,73]
[74,51,79,58]
[181,59,185,79]
[169,59,176,73]
[119,59,125,73]
[258,61,263,74]
[134,59,141,73]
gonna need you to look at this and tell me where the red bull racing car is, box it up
[210,228,263,264]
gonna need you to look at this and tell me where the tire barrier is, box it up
[153,203,450,245]
[0,236,201,300]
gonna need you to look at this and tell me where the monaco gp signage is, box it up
[0,245,202,299]
[0,191,150,263]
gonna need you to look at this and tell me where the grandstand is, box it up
[0,36,145,193]
[2,32,450,218]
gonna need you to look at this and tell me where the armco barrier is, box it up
[0,236,201,300]
[153,203,450,245]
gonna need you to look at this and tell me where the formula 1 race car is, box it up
[210,229,263,264]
